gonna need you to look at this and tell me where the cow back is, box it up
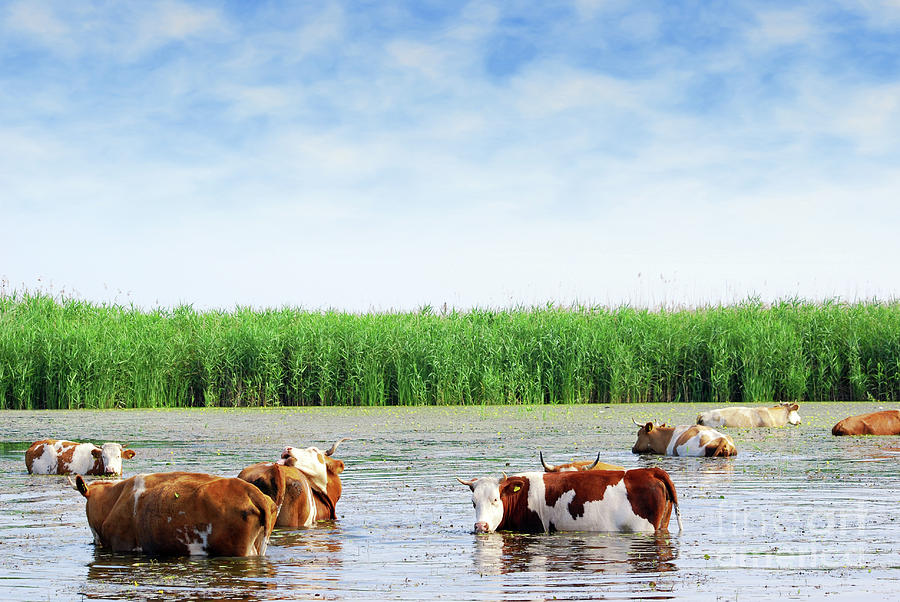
[833,410,900,436]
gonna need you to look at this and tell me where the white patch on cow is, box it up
[89,526,101,545]
[98,443,124,475]
[132,474,147,513]
[666,427,706,456]
[786,408,801,425]
[65,443,99,475]
[666,426,731,456]
[282,447,329,495]
[304,481,317,527]
[530,479,655,533]
[30,443,60,474]
[470,478,504,532]
[180,524,212,556]
[249,530,269,556]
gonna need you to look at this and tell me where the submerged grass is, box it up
[2,292,900,409]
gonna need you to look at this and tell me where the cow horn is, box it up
[502,471,508,480]
[324,437,349,456]
[539,451,556,471]
[456,477,476,487]
[585,452,601,470]
[66,475,77,489]
[632,418,643,426]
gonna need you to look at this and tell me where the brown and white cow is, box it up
[457,468,681,534]
[631,420,737,457]
[71,468,283,556]
[697,403,801,428]
[832,410,900,436]
[26,439,136,476]
[539,451,624,472]
[238,438,348,528]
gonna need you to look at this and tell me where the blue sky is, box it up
[3,1,900,311]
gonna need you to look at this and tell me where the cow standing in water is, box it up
[697,403,801,428]
[71,469,283,556]
[457,468,681,534]
[540,451,624,472]
[631,420,737,457]
[26,440,136,476]
[239,438,348,528]
[832,410,900,436]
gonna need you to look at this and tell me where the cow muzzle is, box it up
[474,522,490,534]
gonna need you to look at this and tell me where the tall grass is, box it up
[1,292,899,409]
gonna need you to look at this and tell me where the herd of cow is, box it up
[22,406,900,558]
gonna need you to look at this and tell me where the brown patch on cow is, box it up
[673,426,703,450]
[833,410,900,436]
[542,470,625,523]
[496,476,543,533]
[624,467,678,531]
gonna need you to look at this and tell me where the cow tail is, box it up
[657,469,682,533]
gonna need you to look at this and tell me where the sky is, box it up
[3,0,900,312]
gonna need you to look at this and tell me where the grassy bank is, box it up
[1,293,899,409]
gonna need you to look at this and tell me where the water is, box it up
[1,402,898,601]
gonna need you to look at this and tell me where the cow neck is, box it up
[312,485,336,519]
[499,477,538,531]
[652,425,677,452]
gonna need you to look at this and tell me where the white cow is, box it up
[697,403,801,428]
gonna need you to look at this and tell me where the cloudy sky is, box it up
[3,1,900,311]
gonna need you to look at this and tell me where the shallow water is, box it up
[1,402,898,601]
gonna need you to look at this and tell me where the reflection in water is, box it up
[474,531,678,577]
[85,549,277,601]
[83,526,349,601]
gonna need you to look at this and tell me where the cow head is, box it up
[631,420,669,454]
[457,475,527,533]
[279,438,348,512]
[780,403,801,425]
[279,438,347,474]
[90,443,136,475]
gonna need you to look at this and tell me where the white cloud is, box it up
[5,2,67,38]
[748,8,820,48]
[3,2,900,311]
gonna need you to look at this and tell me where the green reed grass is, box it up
[2,292,899,409]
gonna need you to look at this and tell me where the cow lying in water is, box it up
[238,438,348,528]
[458,468,681,534]
[631,420,737,457]
[71,469,283,556]
[26,439,135,476]
[540,451,624,472]
[832,410,900,436]
[697,403,801,428]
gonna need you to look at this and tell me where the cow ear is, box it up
[790,404,799,411]
[645,422,654,432]
[91,448,102,458]
[75,475,90,498]
[501,477,525,495]
[123,449,136,459]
